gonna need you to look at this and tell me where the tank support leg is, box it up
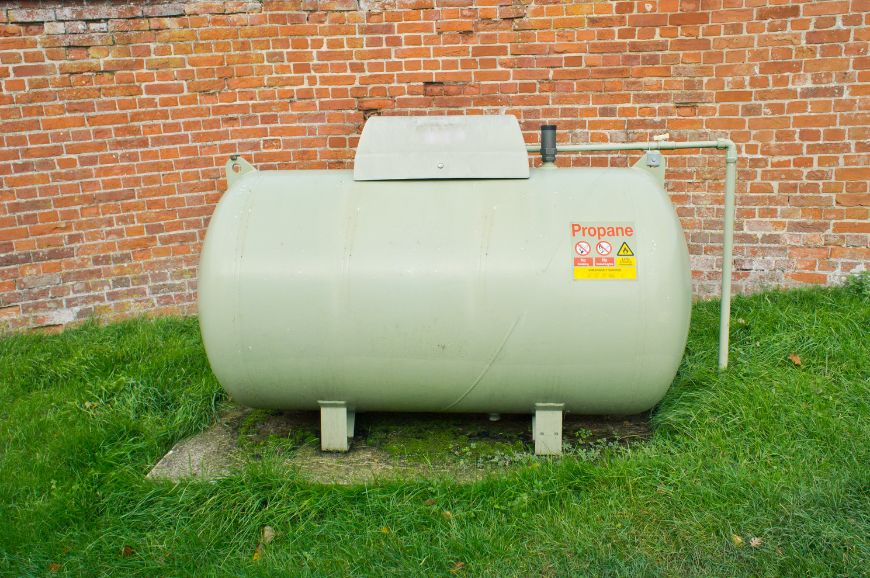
[318,401,349,452]
[347,410,356,439]
[534,403,564,456]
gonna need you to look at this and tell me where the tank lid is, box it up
[353,115,530,181]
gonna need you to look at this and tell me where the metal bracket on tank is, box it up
[226,155,257,189]
[632,151,666,185]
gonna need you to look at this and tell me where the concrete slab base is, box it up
[146,408,244,481]
[146,406,650,484]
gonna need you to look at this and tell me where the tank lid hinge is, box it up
[226,155,257,189]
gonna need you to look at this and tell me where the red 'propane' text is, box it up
[571,224,635,239]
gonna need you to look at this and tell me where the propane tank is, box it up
[198,115,691,454]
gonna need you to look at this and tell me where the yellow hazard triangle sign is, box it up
[617,242,634,257]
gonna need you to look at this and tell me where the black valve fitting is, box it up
[540,125,557,163]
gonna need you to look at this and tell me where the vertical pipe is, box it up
[718,141,738,370]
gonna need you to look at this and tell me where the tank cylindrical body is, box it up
[199,167,691,415]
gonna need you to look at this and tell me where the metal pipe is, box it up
[528,138,738,370]
[526,140,728,153]
[719,139,738,370]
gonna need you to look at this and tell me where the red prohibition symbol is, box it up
[574,241,591,256]
[596,241,612,256]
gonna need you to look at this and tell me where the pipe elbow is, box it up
[716,138,738,163]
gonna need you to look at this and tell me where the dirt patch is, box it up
[148,405,651,484]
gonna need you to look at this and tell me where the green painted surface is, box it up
[198,166,691,414]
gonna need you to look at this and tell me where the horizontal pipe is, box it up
[528,138,738,370]
[525,140,730,153]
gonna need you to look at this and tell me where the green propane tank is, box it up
[198,115,691,454]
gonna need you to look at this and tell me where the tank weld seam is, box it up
[442,312,525,411]
[235,182,258,395]
[540,240,563,274]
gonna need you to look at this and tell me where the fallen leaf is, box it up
[750,536,763,548]
[380,526,390,534]
[261,526,276,545]
[731,534,744,548]
[424,498,437,506]
[121,545,134,557]
[48,563,61,573]
[788,353,802,366]
[449,561,465,574]
[442,510,453,520]
[252,543,262,562]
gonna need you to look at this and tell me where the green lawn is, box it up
[1,275,868,576]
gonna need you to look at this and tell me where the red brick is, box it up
[832,222,870,234]
[716,91,753,102]
[13,64,55,77]
[835,167,870,181]
[787,272,827,284]
[806,29,852,44]
[756,6,800,20]
[803,1,850,16]
[436,20,473,33]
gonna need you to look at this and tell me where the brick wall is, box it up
[1,0,868,330]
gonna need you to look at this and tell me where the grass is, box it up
[1,274,868,576]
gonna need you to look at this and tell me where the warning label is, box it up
[570,222,637,281]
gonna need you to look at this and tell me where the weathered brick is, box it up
[143,4,187,18]
[8,9,56,23]
[18,273,62,290]
[55,6,142,21]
